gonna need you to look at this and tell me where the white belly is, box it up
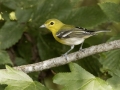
[63,38,84,45]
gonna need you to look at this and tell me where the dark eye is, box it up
[50,22,54,25]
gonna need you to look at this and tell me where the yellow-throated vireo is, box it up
[40,19,110,58]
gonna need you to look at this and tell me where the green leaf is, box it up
[99,0,120,3]
[99,2,120,22]
[53,63,112,90]
[0,65,33,84]
[14,57,28,66]
[76,56,102,76]
[33,1,108,28]
[0,21,24,49]
[5,81,49,90]
[16,8,33,23]
[0,50,13,65]
[107,70,120,90]
[3,0,38,10]
[0,65,49,90]
[2,0,18,10]
[100,49,120,71]
[99,36,120,72]
[34,81,49,90]
[32,0,72,26]
[65,5,108,27]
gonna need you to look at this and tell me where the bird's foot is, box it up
[62,53,68,60]
[79,48,84,52]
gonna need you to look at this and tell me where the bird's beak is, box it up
[40,24,46,28]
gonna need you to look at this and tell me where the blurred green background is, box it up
[0,0,120,90]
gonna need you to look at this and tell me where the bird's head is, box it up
[40,19,64,32]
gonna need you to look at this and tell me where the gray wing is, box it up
[56,26,95,39]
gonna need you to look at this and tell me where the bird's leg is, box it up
[79,42,84,51]
[62,45,74,60]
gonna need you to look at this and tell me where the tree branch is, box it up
[14,40,120,73]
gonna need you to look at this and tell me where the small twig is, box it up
[13,40,120,73]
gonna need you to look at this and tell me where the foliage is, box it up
[0,65,49,90]
[0,0,120,90]
[53,63,112,90]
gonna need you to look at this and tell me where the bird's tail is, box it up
[94,30,111,34]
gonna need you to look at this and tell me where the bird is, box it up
[40,19,110,59]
